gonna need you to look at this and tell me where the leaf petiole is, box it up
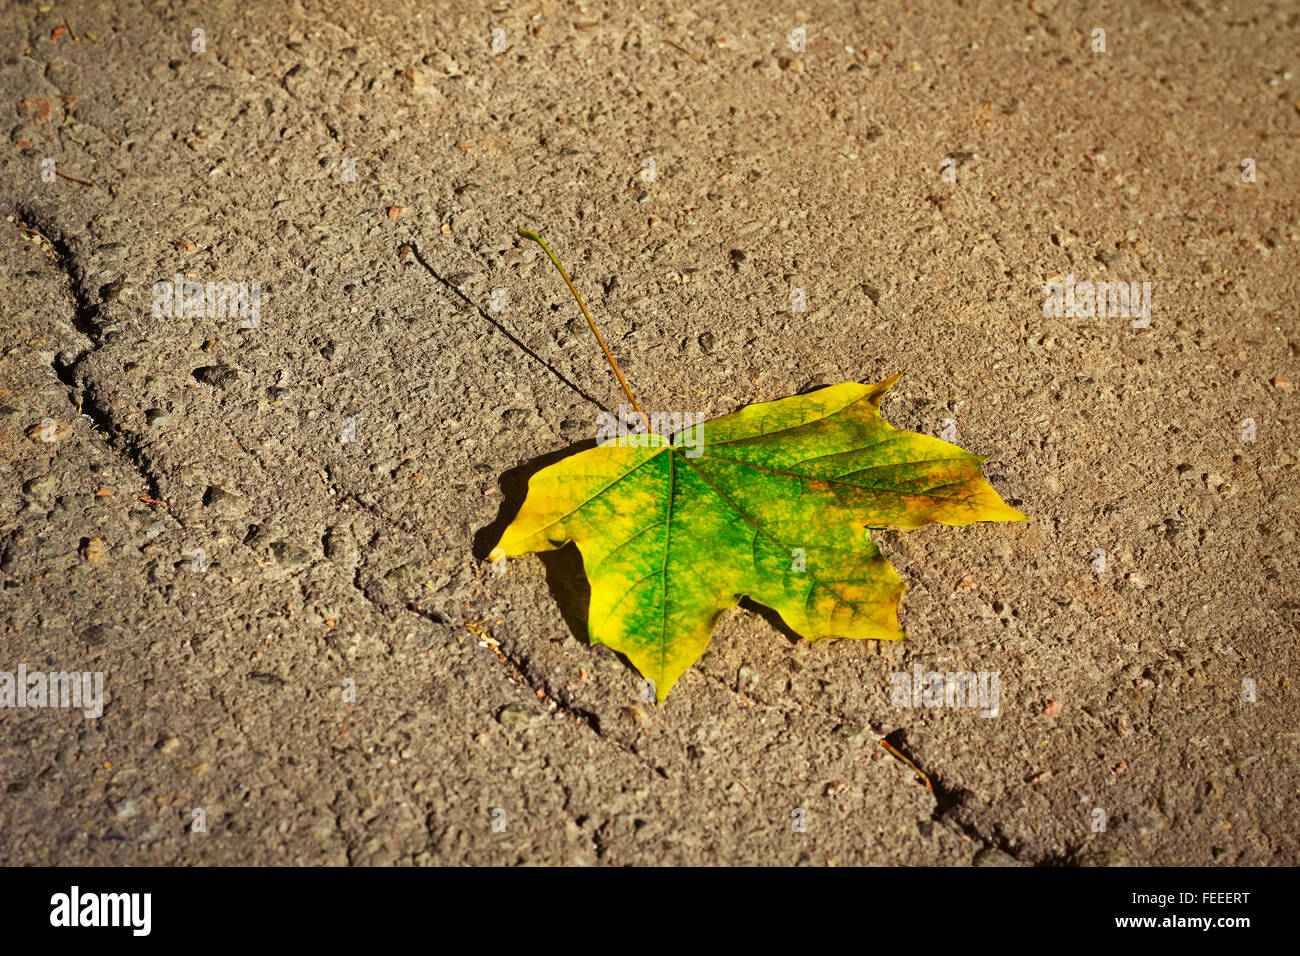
[516,226,653,435]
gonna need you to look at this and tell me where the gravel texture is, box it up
[0,0,1296,865]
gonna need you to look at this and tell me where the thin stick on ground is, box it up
[54,169,95,186]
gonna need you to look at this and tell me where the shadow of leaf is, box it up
[473,441,601,652]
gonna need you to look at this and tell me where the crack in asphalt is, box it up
[694,664,1054,865]
[474,625,608,739]
[8,204,170,507]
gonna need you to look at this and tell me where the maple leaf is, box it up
[486,228,1025,700]
[489,374,1025,700]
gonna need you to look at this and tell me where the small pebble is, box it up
[26,419,68,443]
[22,474,55,497]
[82,624,114,646]
[81,537,107,564]
[270,541,311,567]
[497,703,542,728]
[193,365,237,389]
[502,408,532,428]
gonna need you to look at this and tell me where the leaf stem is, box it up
[517,226,652,434]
